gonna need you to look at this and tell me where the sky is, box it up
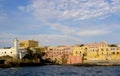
[0,0,120,47]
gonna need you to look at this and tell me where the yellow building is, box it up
[71,42,120,63]
[19,40,39,49]
[85,43,99,61]
[110,47,120,60]
[73,46,84,56]
[98,42,111,60]
[72,45,88,57]
[85,42,111,61]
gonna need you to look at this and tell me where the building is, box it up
[117,44,120,47]
[67,55,83,64]
[110,47,120,60]
[19,48,27,59]
[45,46,72,64]
[84,42,111,62]
[85,42,99,61]
[67,45,85,64]
[97,42,111,61]
[0,38,19,59]
[19,40,39,49]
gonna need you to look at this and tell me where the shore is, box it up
[0,59,46,68]
[1,59,120,68]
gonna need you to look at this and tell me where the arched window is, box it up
[101,49,104,51]
[79,51,81,54]
[112,52,115,54]
[117,52,119,54]
[106,48,109,51]
[76,51,78,54]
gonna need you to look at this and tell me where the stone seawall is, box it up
[83,59,120,66]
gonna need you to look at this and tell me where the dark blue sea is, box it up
[0,65,120,76]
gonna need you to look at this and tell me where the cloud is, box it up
[76,24,120,36]
[22,0,120,21]
[77,30,111,36]
[18,0,120,37]
[45,22,76,35]
[18,6,26,12]
[0,33,81,47]
[44,21,116,36]
[111,0,120,14]
[0,33,17,47]
[0,0,7,22]
[36,34,81,46]
[1,0,120,47]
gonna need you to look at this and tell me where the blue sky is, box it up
[0,0,120,47]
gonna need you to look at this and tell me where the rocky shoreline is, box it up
[1,59,120,68]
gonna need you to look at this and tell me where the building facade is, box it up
[67,45,85,64]
[110,47,120,60]
[19,40,39,49]
[85,42,111,62]
[85,42,99,61]
[0,38,19,59]
[45,46,72,64]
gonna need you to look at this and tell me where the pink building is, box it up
[67,55,83,64]
[45,46,72,64]
[86,42,98,48]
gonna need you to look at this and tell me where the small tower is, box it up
[14,38,19,59]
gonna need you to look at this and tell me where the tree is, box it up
[23,47,34,59]
[109,44,117,47]
[23,47,53,64]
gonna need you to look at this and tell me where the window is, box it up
[11,52,12,54]
[112,52,115,54]
[112,48,115,50]
[106,48,109,51]
[97,49,99,52]
[85,48,87,51]
[117,48,119,50]
[117,52,119,54]
[107,52,108,55]
[5,51,6,54]
[76,51,78,54]
[50,49,53,50]
[101,49,104,51]
[79,51,81,54]
[84,58,87,60]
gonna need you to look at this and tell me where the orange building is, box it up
[67,55,82,64]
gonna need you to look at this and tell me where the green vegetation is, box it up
[109,44,118,47]
[23,47,52,65]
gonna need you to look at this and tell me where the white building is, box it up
[19,48,27,59]
[0,38,27,59]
